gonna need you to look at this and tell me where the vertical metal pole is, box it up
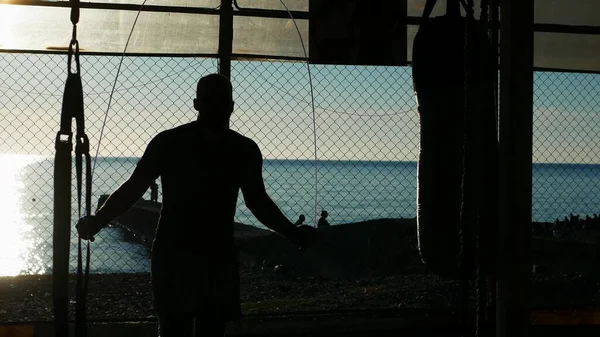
[497,1,534,337]
[491,0,499,131]
[219,0,233,129]
[219,0,233,80]
[487,2,500,336]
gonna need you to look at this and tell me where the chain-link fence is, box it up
[532,72,600,225]
[0,52,428,322]
[1,53,219,277]
[0,53,419,276]
[231,59,418,227]
[1,52,599,321]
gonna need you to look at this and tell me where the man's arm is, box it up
[95,168,157,226]
[95,134,164,227]
[240,141,296,238]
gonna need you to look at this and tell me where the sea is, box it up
[1,154,600,276]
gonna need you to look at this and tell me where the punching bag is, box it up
[413,0,496,280]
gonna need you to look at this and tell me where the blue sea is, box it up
[1,154,600,276]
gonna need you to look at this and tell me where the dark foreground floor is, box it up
[1,315,600,337]
[1,268,599,323]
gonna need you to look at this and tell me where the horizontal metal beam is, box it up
[231,53,306,62]
[535,23,600,35]
[1,49,599,74]
[234,7,308,20]
[406,17,600,35]
[0,0,307,18]
[531,66,600,75]
[0,49,306,62]
[0,0,221,15]
[3,0,600,36]
[0,0,308,18]
[0,49,219,58]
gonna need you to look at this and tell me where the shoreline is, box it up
[0,199,596,322]
[108,198,598,278]
[1,215,598,322]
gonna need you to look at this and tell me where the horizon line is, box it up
[1,153,599,166]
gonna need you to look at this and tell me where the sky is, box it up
[0,1,599,164]
[0,53,599,163]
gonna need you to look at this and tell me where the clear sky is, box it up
[0,53,599,163]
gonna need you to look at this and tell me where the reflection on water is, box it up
[0,154,45,276]
[0,154,152,277]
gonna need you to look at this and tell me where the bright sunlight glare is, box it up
[0,154,44,276]
[0,5,27,49]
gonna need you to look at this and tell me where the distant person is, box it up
[317,210,330,228]
[76,74,318,337]
[569,213,578,228]
[574,214,581,229]
[584,215,592,230]
[150,181,159,203]
[295,214,305,226]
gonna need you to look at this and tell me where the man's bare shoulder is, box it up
[170,122,198,135]
[226,129,260,152]
[151,122,195,141]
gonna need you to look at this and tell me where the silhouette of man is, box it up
[317,210,330,228]
[76,73,317,337]
[295,214,306,226]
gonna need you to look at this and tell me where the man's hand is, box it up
[76,215,104,241]
[287,225,318,250]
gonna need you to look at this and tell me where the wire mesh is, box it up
[0,53,219,277]
[532,72,600,226]
[1,51,600,322]
[230,59,418,227]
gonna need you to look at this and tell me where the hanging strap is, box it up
[53,0,92,335]
[53,64,74,337]
[419,0,438,29]
[54,40,86,337]
[419,0,462,28]
[68,0,94,335]
[69,38,93,337]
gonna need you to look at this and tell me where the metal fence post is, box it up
[218,0,233,80]
[219,0,233,130]
[497,1,534,337]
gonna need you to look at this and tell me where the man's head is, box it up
[194,73,234,126]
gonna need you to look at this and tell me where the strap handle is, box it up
[420,0,438,28]
[55,1,91,336]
